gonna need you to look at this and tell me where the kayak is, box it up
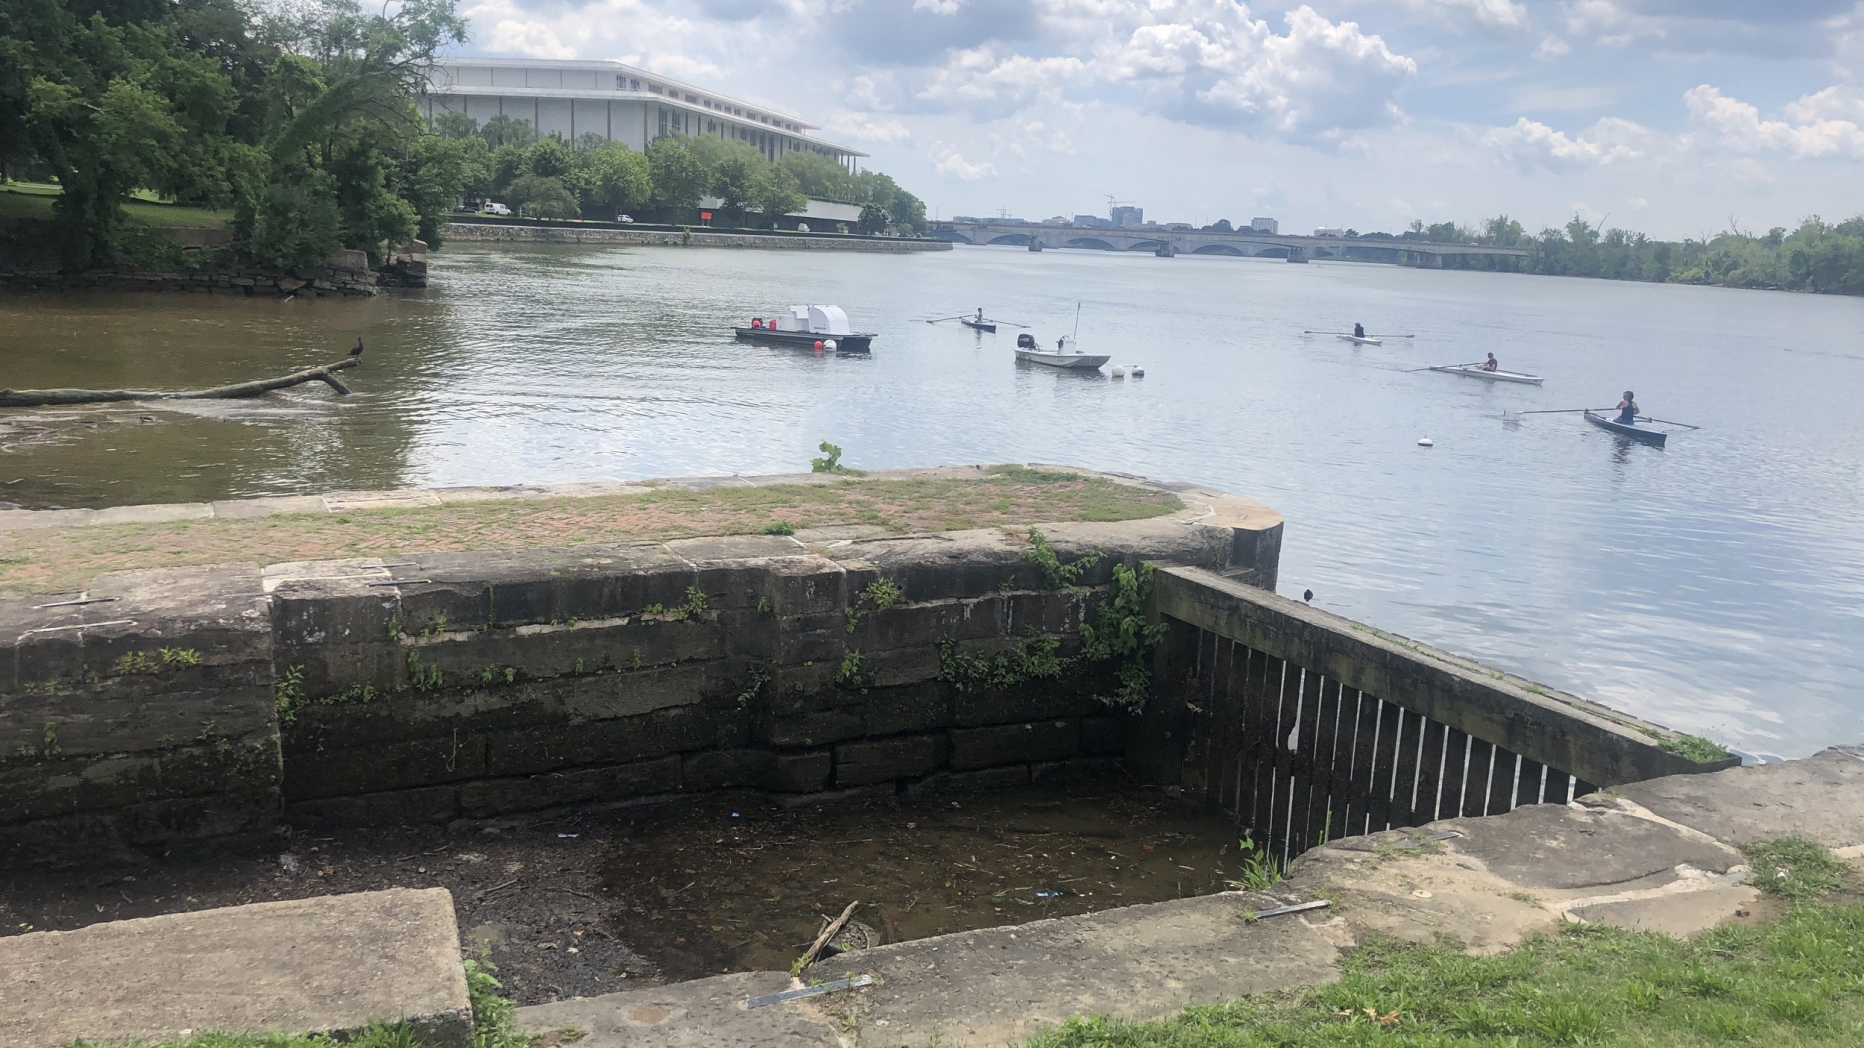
[1428,365,1544,385]
[1585,410,1666,447]
[1337,334,1382,346]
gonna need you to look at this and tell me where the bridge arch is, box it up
[1191,243,1247,256]
[934,230,976,245]
[986,234,1034,247]
[1064,237,1115,250]
[1125,240,1167,253]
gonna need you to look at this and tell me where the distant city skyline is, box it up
[455,0,1863,239]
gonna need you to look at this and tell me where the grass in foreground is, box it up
[0,468,1182,598]
[1032,840,1864,1048]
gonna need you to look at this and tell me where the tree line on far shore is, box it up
[0,0,927,275]
[1399,215,1864,296]
[431,113,927,236]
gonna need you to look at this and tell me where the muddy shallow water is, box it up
[0,777,1248,1004]
[598,784,1250,982]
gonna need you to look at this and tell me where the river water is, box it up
[1,244,1860,758]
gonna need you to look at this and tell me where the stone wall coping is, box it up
[0,464,1275,534]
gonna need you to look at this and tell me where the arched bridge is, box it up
[930,221,1530,266]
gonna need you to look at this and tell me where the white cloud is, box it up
[1535,34,1571,59]
[930,142,998,179]
[917,46,1092,112]
[913,0,968,13]
[824,110,914,142]
[1391,0,1531,33]
[1485,115,1653,170]
[1684,85,1864,159]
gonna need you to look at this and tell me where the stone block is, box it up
[284,733,489,801]
[289,785,463,826]
[859,683,953,736]
[404,618,728,682]
[906,765,1031,796]
[769,750,832,792]
[949,720,1080,770]
[0,734,280,824]
[861,646,942,688]
[484,706,722,777]
[0,790,282,868]
[0,888,471,1048]
[757,707,866,749]
[954,685,1101,728]
[1031,757,1124,788]
[435,547,697,627]
[1080,715,1129,756]
[836,734,944,787]
[682,749,776,791]
[458,757,683,817]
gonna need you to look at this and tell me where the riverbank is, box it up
[445,222,951,252]
[0,465,1187,599]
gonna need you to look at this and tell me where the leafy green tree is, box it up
[1201,219,1233,232]
[777,151,856,201]
[748,164,806,226]
[507,173,577,219]
[646,135,707,212]
[855,202,888,235]
[699,140,766,225]
[488,144,526,199]
[524,137,573,179]
[432,111,478,140]
[478,113,537,149]
[574,142,650,217]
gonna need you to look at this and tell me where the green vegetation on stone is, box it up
[1028,894,1864,1047]
[1658,733,1732,763]
[1745,836,1852,902]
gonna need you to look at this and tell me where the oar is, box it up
[1404,361,1483,372]
[1512,408,1603,414]
[1370,333,1417,338]
[987,317,1030,328]
[924,315,969,324]
[1303,330,1351,335]
[1638,416,1701,430]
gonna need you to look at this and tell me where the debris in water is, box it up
[743,975,874,1009]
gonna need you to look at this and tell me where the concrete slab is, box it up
[1434,802,1742,888]
[1566,885,1761,937]
[91,502,215,526]
[323,489,443,512]
[519,892,1341,1048]
[0,508,97,531]
[518,972,838,1048]
[0,888,472,1048]
[1612,747,1864,850]
[212,495,331,519]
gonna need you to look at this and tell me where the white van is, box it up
[479,202,511,216]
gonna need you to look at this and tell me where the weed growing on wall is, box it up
[112,647,203,675]
[836,649,866,688]
[761,520,797,535]
[1020,527,1100,588]
[811,440,844,473]
[864,577,905,609]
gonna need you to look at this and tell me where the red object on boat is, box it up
[751,318,763,327]
[813,340,824,349]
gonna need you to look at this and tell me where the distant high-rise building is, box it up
[1110,205,1143,228]
[1073,214,1111,227]
[1249,217,1279,234]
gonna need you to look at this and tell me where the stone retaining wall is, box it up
[444,223,952,252]
[0,512,1272,865]
[1,250,380,298]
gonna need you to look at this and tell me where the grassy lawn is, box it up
[0,182,230,228]
[0,468,1184,598]
[1030,839,1864,1048]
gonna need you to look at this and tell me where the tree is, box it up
[748,164,806,226]
[855,202,888,235]
[646,136,707,212]
[507,173,577,218]
[699,140,765,225]
[524,137,573,179]
[1201,219,1233,232]
[432,111,478,140]
[478,113,537,149]
[575,142,650,217]
[778,151,855,200]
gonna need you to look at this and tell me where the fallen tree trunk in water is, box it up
[0,354,361,408]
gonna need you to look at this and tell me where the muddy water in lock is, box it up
[598,786,1249,982]
[2,243,1862,758]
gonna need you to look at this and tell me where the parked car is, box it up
[479,202,511,216]
[617,214,634,223]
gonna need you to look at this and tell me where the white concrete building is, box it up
[1249,217,1279,234]
[424,58,868,169]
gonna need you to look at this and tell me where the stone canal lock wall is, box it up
[0,502,1279,865]
[0,482,1729,868]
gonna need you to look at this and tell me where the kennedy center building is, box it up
[424,58,868,169]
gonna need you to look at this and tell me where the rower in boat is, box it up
[1616,391,1639,425]
[975,307,985,324]
[1480,353,1499,372]
[1353,322,1366,339]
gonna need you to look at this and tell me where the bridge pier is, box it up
[1285,246,1308,263]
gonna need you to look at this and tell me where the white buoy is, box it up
[1418,437,1434,447]
[1131,366,1145,377]
[822,339,837,351]
[1111,365,1126,377]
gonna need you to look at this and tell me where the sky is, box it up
[454,0,1864,238]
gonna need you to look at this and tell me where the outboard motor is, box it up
[1016,333,1037,349]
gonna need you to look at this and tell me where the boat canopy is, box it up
[770,305,852,335]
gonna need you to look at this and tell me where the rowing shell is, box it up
[1585,410,1666,447]
[1337,334,1382,346]
[1427,364,1544,385]
[961,318,997,333]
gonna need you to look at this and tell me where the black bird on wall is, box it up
[349,338,364,358]
[1303,589,1314,603]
